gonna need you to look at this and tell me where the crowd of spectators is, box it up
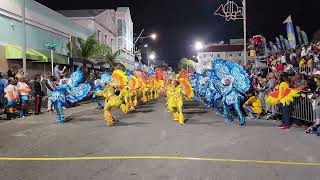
[0,65,83,120]
[242,42,320,132]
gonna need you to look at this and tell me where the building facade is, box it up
[59,7,135,70]
[197,39,248,68]
[0,0,92,76]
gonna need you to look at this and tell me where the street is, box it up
[0,98,319,180]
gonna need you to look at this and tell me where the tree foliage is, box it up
[178,58,195,70]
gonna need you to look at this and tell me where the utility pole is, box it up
[243,0,247,65]
[22,0,27,73]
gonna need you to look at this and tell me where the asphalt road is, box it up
[0,98,319,180]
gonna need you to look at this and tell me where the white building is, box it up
[197,39,248,68]
[59,7,135,70]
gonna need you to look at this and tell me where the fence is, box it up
[273,96,316,123]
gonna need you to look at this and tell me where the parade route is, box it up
[0,98,319,180]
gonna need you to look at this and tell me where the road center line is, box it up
[0,156,319,166]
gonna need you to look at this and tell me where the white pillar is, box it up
[243,0,247,65]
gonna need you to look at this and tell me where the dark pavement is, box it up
[0,98,319,180]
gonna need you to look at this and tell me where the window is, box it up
[97,30,101,43]
[210,54,214,57]
[105,34,107,45]
[229,53,233,57]
[239,53,242,56]
[117,19,123,36]
[203,54,207,58]
[217,53,220,58]
[111,38,114,47]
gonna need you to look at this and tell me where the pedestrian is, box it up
[4,78,19,120]
[16,75,31,118]
[32,76,44,115]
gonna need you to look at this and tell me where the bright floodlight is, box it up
[149,53,156,60]
[150,33,157,40]
[195,41,204,50]
[144,44,148,48]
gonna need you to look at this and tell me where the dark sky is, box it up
[36,0,320,64]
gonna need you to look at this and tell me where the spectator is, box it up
[265,72,277,119]
[17,76,31,117]
[44,75,56,112]
[54,65,66,81]
[32,76,44,115]
[0,73,7,114]
[243,92,262,119]
[276,62,284,73]
[4,78,19,120]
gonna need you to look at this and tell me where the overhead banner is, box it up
[296,26,303,45]
[301,31,309,45]
[276,37,282,51]
[283,15,297,49]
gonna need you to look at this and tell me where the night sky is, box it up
[36,0,320,65]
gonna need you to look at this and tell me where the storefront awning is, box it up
[5,44,48,61]
[5,44,68,65]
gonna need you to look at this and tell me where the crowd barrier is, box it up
[273,96,316,123]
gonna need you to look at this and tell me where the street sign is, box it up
[44,42,61,48]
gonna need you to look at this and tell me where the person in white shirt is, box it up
[280,54,287,64]
[16,77,31,117]
[5,78,19,120]
[301,47,307,57]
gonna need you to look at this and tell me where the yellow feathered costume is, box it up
[166,78,193,125]
[96,70,128,126]
[266,82,300,106]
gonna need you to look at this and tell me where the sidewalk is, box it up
[0,101,96,124]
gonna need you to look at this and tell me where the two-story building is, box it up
[59,7,135,70]
[197,39,248,68]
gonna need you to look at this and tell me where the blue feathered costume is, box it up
[211,59,251,126]
[49,67,91,123]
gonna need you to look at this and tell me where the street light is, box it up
[195,41,204,51]
[148,52,156,67]
[150,33,157,40]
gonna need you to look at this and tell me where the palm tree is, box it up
[75,34,102,73]
[98,45,125,71]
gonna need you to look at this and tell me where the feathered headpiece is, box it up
[112,69,128,88]
[178,78,194,100]
[128,76,140,90]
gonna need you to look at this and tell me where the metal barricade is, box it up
[272,96,315,123]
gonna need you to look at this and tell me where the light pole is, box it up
[242,0,247,65]
[22,0,27,73]
[134,29,157,63]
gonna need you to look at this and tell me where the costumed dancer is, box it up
[167,77,193,125]
[266,74,300,129]
[49,68,91,123]
[96,69,128,127]
[212,59,251,126]
[4,78,19,120]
